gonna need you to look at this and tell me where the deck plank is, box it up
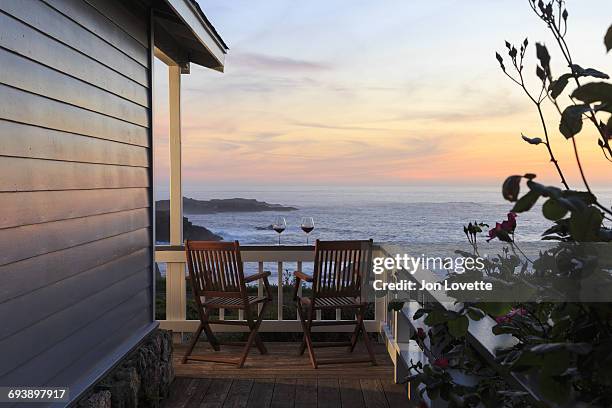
[271,378,296,408]
[381,380,409,407]
[339,379,365,408]
[164,342,400,408]
[294,378,317,408]
[246,378,275,408]
[162,378,193,408]
[360,379,388,408]
[317,378,340,408]
[200,378,233,408]
[222,379,253,408]
[174,342,393,379]
[185,379,212,408]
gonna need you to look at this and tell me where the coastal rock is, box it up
[155,210,222,242]
[255,224,274,230]
[77,391,111,408]
[76,329,174,408]
[156,197,297,214]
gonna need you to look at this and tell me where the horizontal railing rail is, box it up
[155,244,387,335]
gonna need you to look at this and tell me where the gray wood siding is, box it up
[0,0,155,400]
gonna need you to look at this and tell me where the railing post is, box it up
[277,261,283,320]
[166,64,185,343]
[374,248,388,331]
[258,261,264,314]
[296,261,303,319]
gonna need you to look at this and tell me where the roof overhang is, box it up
[153,0,228,72]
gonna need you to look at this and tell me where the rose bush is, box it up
[401,2,612,407]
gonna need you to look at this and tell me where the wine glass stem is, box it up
[278,234,281,245]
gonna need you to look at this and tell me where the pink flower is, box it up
[495,307,528,324]
[495,315,510,324]
[433,358,449,369]
[508,307,527,317]
[506,212,517,230]
[487,213,517,242]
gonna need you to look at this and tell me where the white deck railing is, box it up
[155,245,388,334]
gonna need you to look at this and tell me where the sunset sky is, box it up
[153,0,611,191]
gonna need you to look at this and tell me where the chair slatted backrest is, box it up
[312,240,373,299]
[185,240,246,299]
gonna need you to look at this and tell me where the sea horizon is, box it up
[155,185,612,246]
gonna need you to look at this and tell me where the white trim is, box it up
[155,249,316,263]
[163,0,226,69]
[158,319,380,333]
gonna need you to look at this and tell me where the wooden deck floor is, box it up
[163,342,414,408]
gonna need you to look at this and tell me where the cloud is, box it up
[231,51,331,72]
[377,92,529,124]
[292,121,390,132]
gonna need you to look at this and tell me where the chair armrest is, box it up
[244,271,271,283]
[293,271,313,301]
[294,270,313,282]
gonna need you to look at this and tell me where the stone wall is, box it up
[77,329,174,408]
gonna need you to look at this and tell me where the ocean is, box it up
[155,185,612,278]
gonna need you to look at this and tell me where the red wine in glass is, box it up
[272,216,286,245]
[300,217,314,244]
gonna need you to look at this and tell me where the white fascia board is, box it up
[163,0,226,69]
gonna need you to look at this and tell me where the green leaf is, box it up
[542,198,568,221]
[447,315,469,338]
[475,302,513,317]
[535,43,551,79]
[561,190,596,205]
[509,350,541,370]
[512,190,540,213]
[605,24,612,52]
[570,206,604,242]
[424,309,452,326]
[542,351,570,376]
[413,308,430,320]
[572,82,612,104]
[548,73,571,99]
[570,64,610,79]
[526,180,562,198]
[502,175,522,202]
[387,300,405,312]
[466,307,485,321]
[539,376,569,405]
[559,104,589,138]
[521,134,543,145]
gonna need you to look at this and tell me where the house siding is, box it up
[0,0,155,401]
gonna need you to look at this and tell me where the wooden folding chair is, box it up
[293,239,377,368]
[182,240,272,368]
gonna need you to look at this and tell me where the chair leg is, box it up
[237,302,268,368]
[246,306,267,355]
[358,306,377,366]
[201,309,220,351]
[297,303,317,368]
[349,315,363,353]
[254,332,267,355]
[182,322,204,364]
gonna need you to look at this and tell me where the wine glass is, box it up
[272,216,286,245]
[300,217,315,244]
